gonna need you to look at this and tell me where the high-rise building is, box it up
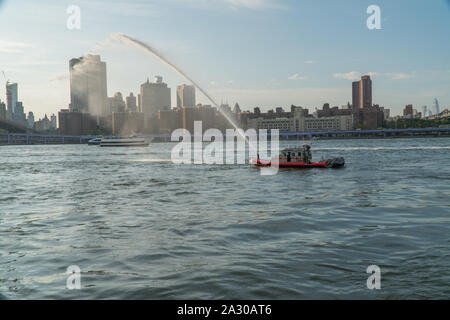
[158,107,184,134]
[34,114,52,132]
[140,76,171,118]
[13,101,27,125]
[352,81,359,109]
[403,104,414,118]
[380,107,390,120]
[126,92,137,112]
[50,114,57,129]
[0,100,6,119]
[422,106,427,119]
[353,105,384,129]
[232,103,241,114]
[351,75,372,109]
[433,98,440,115]
[27,111,35,129]
[69,55,108,117]
[176,84,195,108]
[112,112,145,135]
[108,92,126,113]
[6,82,18,114]
[58,109,97,136]
[137,93,141,112]
[359,75,372,108]
[182,104,216,133]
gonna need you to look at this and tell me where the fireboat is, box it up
[251,145,345,169]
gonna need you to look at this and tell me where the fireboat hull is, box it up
[251,157,345,169]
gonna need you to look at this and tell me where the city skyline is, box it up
[0,0,449,119]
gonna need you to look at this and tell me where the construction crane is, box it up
[2,70,9,85]
[1,71,6,102]
[1,70,9,85]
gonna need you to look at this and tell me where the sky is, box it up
[0,0,449,119]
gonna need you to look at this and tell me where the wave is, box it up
[313,146,450,151]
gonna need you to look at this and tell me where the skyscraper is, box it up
[232,103,241,114]
[359,75,372,108]
[0,100,6,119]
[403,104,414,118]
[351,75,372,109]
[108,92,126,113]
[69,55,108,117]
[27,111,35,129]
[50,114,57,129]
[176,84,195,108]
[13,101,27,125]
[140,76,171,118]
[126,92,137,112]
[433,98,440,115]
[352,81,359,109]
[6,82,18,114]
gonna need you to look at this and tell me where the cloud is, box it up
[11,60,62,67]
[227,80,234,84]
[288,73,307,80]
[333,71,413,81]
[367,72,380,77]
[388,72,415,80]
[333,71,361,81]
[223,0,285,10]
[49,74,69,83]
[174,0,286,10]
[78,0,161,17]
[0,39,32,53]
[304,60,317,64]
[210,81,219,86]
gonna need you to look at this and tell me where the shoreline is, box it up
[1,133,449,145]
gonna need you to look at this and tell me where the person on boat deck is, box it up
[301,145,312,164]
[287,152,291,162]
[304,145,312,164]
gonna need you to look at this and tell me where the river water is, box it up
[1,138,449,299]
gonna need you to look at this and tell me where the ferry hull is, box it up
[100,142,149,147]
[99,138,149,147]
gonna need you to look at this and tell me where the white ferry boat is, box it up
[87,137,102,145]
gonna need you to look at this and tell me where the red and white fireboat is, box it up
[251,145,345,169]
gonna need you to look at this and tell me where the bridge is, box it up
[0,133,94,145]
[1,127,450,145]
[0,117,28,133]
[150,127,450,140]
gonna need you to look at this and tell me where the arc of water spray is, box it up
[111,33,258,154]
[113,33,219,108]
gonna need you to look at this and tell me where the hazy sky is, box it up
[0,0,449,119]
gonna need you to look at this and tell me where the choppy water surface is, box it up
[1,138,449,299]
